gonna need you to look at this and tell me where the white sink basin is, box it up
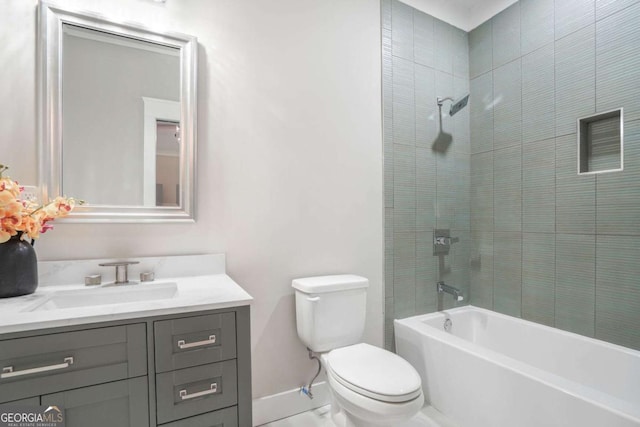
[24,282,178,312]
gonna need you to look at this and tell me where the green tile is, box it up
[596,2,640,122]
[385,296,395,322]
[493,60,522,149]
[453,28,469,78]
[555,25,595,137]
[469,20,493,79]
[393,101,416,146]
[434,18,454,74]
[436,150,470,230]
[391,0,414,60]
[470,73,494,154]
[471,231,494,309]
[393,144,415,205]
[596,235,640,350]
[522,233,555,326]
[494,146,522,232]
[555,234,595,337]
[394,284,416,319]
[416,231,436,270]
[384,141,393,208]
[393,231,416,281]
[384,297,395,351]
[413,9,434,67]
[596,0,640,22]
[521,0,554,55]
[555,0,594,40]
[415,64,437,148]
[416,231,438,315]
[492,3,521,68]
[523,138,555,232]
[522,43,555,143]
[471,152,494,231]
[382,0,392,30]
[416,147,436,231]
[385,208,394,299]
[493,232,522,317]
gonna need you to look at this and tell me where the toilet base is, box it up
[330,396,391,427]
[327,371,424,427]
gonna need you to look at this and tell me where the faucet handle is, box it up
[99,261,140,284]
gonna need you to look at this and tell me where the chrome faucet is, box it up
[99,261,140,285]
[437,281,463,310]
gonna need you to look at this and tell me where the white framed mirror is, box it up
[38,2,197,222]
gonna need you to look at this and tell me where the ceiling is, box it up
[399,0,518,31]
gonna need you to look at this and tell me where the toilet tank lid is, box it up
[292,275,369,293]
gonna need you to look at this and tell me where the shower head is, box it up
[449,94,469,116]
[437,94,470,116]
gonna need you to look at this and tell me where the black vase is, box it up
[0,233,38,298]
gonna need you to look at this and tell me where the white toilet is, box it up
[292,275,424,427]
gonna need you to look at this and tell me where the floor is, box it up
[259,405,458,427]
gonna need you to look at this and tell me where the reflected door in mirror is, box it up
[155,121,180,207]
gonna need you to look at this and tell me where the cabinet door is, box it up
[0,323,147,403]
[41,377,149,427]
[160,406,238,427]
[156,360,237,424]
[155,312,236,373]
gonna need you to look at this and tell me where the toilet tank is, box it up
[292,275,369,352]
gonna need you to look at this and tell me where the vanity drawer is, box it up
[0,324,146,403]
[156,360,237,424]
[159,406,238,427]
[155,312,236,373]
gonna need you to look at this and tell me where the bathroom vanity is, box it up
[0,255,252,427]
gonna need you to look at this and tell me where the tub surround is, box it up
[0,254,252,334]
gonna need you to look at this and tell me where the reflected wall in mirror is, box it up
[39,2,197,222]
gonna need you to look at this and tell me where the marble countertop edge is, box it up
[0,273,252,335]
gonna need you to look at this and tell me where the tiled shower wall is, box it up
[382,0,471,350]
[469,0,640,350]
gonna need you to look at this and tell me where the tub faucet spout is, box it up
[437,281,464,302]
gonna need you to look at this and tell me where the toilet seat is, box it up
[325,343,422,403]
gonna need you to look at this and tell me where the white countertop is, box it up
[0,273,253,335]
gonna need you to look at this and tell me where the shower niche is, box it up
[578,109,623,174]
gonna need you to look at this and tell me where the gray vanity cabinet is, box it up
[0,324,147,403]
[41,377,149,427]
[0,305,251,427]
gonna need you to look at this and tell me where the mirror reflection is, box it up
[155,120,180,207]
[61,24,181,207]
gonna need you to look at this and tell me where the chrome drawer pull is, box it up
[179,383,218,400]
[1,357,74,379]
[177,335,216,349]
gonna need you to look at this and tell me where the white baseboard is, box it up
[252,382,330,426]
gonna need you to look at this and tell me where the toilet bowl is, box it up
[322,343,424,427]
[292,275,424,427]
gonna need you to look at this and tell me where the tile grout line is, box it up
[520,11,524,317]
[553,3,558,328]
[592,0,597,339]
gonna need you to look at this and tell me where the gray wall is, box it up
[469,0,640,350]
[382,0,471,349]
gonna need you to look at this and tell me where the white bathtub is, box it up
[394,306,640,427]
